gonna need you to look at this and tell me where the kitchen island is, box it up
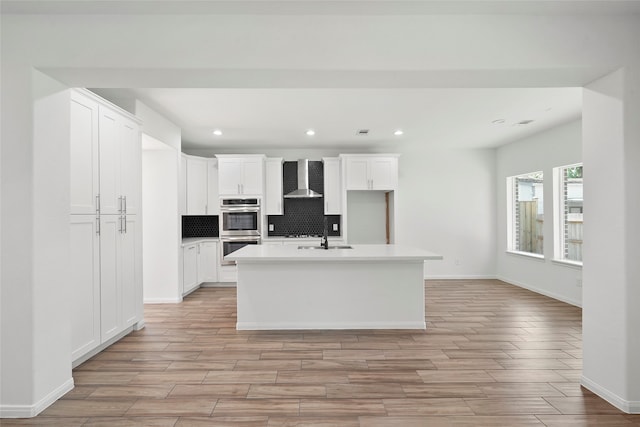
[227,244,442,330]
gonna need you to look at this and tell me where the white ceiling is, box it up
[95,87,582,151]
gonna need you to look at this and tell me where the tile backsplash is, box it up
[182,215,219,238]
[267,160,341,237]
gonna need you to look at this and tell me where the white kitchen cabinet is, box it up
[99,215,121,342]
[342,154,399,191]
[69,215,101,360]
[186,156,209,215]
[207,159,220,215]
[98,104,141,215]
[183,243,199,294]
[322,157,342,214]
[182,156,219,215]
[120,215,141,328]
[70,92,99,215]
[99,214,141,342]
[179,155,187,215]
[198,241,219,283]
[69,89,143,362]
[265,157,283,215]
[216,155,265,196]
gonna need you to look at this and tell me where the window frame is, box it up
[506,171,545,258]
[553,163,583,267]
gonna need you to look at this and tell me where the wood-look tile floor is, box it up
[7,280,640,426]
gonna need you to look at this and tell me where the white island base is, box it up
[228,244,443,330]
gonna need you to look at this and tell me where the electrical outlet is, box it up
[333,223,338,231]
[454,259,461,266]
[268,224,274,232]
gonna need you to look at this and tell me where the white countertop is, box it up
[227,244,443,262]
[182,237,219,247]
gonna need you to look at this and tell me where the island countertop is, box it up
[226,244,443,262]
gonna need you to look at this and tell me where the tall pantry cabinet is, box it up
[69,89,143,363]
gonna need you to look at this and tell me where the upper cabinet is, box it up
[341,154,399,191]
[70,91,100,215]
[70,89,141,216]
[186,156,208,215]
[181,155,219,215]
[265,158,283,215]
[216,155,265,197]
[322,157,342,214]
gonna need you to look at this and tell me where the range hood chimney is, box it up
[284,159,323,199]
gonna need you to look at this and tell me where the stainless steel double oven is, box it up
[219,198,261,265]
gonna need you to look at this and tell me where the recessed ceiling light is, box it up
[213,129,222,136]
[393,129,404,136]
[492,119,506,124]
[306,129,315,136]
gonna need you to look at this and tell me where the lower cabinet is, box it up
[198,241,219,283]
[183,240,219,295]
[70,214,142,362]
[183,244,199,294]
[69,215,101,361]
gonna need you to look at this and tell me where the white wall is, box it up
[347,191,388,244]
[581,68,640,412]
[496,120,583,306]
[2,8,640,416]
[142,135,181,303]
[396,147,497,279]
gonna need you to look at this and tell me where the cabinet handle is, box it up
[124,215,127,234]
[118,196,122,214]
[205,204,208,215]
[96,194,100,213]
[123,196,127,215]
[96,217,100,235]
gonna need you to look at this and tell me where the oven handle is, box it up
[221,236,261,242]
[220,207,260,213]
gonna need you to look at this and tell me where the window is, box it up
[554,164,583,264]
[507,171,544,256]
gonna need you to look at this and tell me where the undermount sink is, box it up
[298,245,353,250]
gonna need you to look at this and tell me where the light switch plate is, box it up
[269,224,274,231]
[332,223,338,231]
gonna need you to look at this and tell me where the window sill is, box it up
[505,250,545,261]
[551,259,583,269]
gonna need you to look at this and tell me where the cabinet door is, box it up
[179,155,187,215]
[100,215,121,342]
[186,157,208,214]
[207,160,220,215]
[120,216,139,328]
[120,118,141,215]
[323,158,342,214]
[370,157,398,190]
[240,158,264,195]
[183,244,199,294]
[198,241,218,283]
[344,157,370,190]
[98,106,122,215]
[69,215,101,360]
[265,158,283,215]
[70,92,99,215]
[218,158,243,196]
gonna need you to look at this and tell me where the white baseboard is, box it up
[424,274,498,280]
[143,297,182,304]
[201,282,237,288]
[497,275,582,308]
[581,375,640,414]
[0,377,74,418]
[237,321,426,330]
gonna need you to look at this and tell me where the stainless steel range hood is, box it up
[284,159,323,198]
